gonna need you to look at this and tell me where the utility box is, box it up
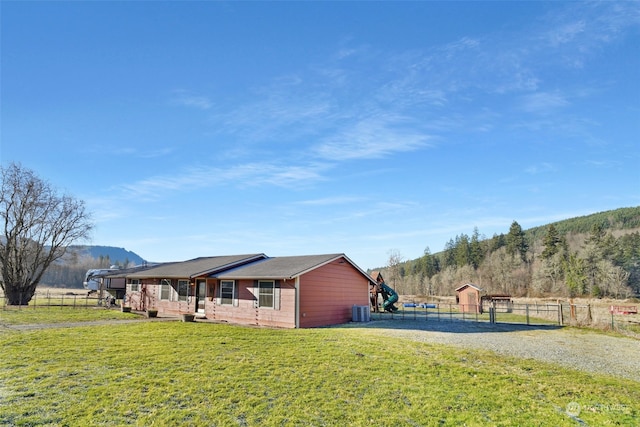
[352,305,370,322]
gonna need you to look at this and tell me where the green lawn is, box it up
[0,310,637,426]
[0,306,141,325]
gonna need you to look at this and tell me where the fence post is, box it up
[526,304,530,325]
[558,304,564,326]
[611,312,615,330]
[489,301,496,323]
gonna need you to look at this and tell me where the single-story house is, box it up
[120,253,374,328]
[455,283,483,313]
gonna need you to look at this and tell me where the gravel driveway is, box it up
[343,319,640,382]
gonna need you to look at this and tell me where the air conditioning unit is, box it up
[352,305,370,322]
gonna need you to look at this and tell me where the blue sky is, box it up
[1,1,639,270]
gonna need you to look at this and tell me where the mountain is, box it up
[71,245,146,266]
[524,206,640,241]
[373,206,640,298]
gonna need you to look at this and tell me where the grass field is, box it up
[0,306,139,325]
[0,309,638,426]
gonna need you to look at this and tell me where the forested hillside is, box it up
[375,207,640,299]
[40,246,146,288]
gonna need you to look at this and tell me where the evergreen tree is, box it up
[585,222,606,247]
[469,227,484,269]
[506,220,528,262]
[490,233,506,252]
[564,253,587,297]
[422,247,439,278]
[442,238,456,268]
[454,234,470,267]
[541,224,562,260]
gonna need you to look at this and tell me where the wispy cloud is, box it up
[295,196,366,206]
[171,90,212,110]
[143,1,635,206]
[525,162,556,175]
[537,1,640,67]
[83,145,174,159]
[520,92,570,114]
[117,161,331,201]
[313,114,432,161]
[583,159,620,168]
[545,20,587,47]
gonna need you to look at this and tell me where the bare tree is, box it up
[0,163,93,305]
[386,249,404,292]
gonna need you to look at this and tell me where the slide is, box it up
[381,282,399,312]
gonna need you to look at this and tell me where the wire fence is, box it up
[3,289,639,337]
[368,301,640,336]
[0,289,118,310]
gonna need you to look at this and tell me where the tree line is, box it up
[379,207,640,299]
[40,253,135,289]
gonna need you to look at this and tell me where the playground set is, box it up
[369,273,399,313]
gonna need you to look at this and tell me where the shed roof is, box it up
[214,253,374,282]
[454,283,484,292]
[126,254,266,279]
[369,271,383,282]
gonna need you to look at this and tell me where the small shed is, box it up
[455,283,483,313]
[481,294,513,313]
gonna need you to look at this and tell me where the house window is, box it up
[160,279,172,300]
[177,280,189,302]
[221,280,235,305]
[258,280,274,308]
[129,279,140,292]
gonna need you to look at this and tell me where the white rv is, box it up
[83,267,124,298]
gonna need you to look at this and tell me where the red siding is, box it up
[124,257,370,328]
[298,259,370,328]
[457,287,481,313]
[205,279,296,328]
[125,279,197,315]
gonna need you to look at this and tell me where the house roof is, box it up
[214,253,375,282]
[100,263,164,278]
[455,283,484,292]
[125,254,266,279]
